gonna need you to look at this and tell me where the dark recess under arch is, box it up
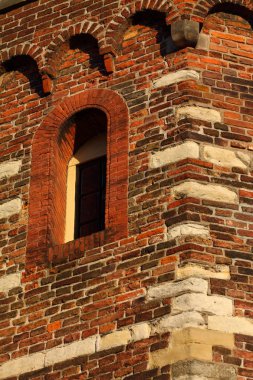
[208,2,253,27]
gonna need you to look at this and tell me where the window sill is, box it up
[47,228,116,264]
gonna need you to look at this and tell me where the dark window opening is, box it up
[75,156,106,238]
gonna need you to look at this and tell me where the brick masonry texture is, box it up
[1,0,253,379]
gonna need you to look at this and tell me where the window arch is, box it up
[27,89,129,267]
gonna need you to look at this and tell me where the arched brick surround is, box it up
[44,20,105,77]
[0,43,44,71]
[192,0,253,22]
[104,1,174,53]
[27,89,129,266]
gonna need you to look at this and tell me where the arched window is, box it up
[65,108,107,242]
[28,89,129,266]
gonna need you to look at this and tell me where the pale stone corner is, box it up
[152,311,206,334]
[0,160,22,179]
[202,145,250,169]
[153,70,200,89]
[168,223,210,240]
[150,141,199,169]
[208,315,253,336]
[97,329,132,351]
[147,277,208,301]
[148,327,234,370]
[172,181,238,204]
[0,198,22,219]
[176,263,230,280]
[171,360,237,380]
[172,293,233,317]
[196,33,210,51]
[0,272,22,294]
[176,106,222,123]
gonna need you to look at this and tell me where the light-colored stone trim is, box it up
[0,275,237,379]
[147,277,208,301]
[0,198,22,219]
[208,316,253,336]
[172,293,233,316]
[176,264,230,280]
[152,311,206,334]
[149,328,234,369]
[45,336,96,366]
[176,106,222,123]
[172,181,238,204]
[203,145,250,169]
[168,223,210,239]
[0,353,45,380]
[0,322,150,379]
[0,160,22,179]
[97,329,131,351]
[0,272,21,294]
[171,360,237,380]
[196,33,210,51]
[153,70,199,88]
[150,141,199,168]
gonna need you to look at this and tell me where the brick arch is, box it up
[0,43,44,72]
[104,0,175,53]
[27,89,129,267]
[191,0,253,22]
[44,20,105,76]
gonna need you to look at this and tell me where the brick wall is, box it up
[1,0,253,379]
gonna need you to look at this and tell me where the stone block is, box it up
[130,323,151,341]
[208,316,253,336]
[176,106,222,123]
[149,328,234,370]
[0,160,21,179]
[196,33,210,50]
[153,70,199,89]
[172,181,238,204]
[173,327,234,349]
[153,311,205,334]
[97,330,131,351]
[176,264,230,280]
[150,141,199,168]
[148,343,212,369]
[0,272,21,293]
[147,277,208,301]
[168,223,210,239]
[172,360,237,380]
[0,353,45,380]
[172,294,233,316]
[203,145,250,169]
[0,198,22,219]
[171,20,200,48]
[45,336,96,366]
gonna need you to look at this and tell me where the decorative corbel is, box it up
[104,53,115,74]
[100,46,117,74]
[171,20,200,49]
[41,70,54,95]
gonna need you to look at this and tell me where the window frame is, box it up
[65,133,107,242]
[75,155,106,239]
